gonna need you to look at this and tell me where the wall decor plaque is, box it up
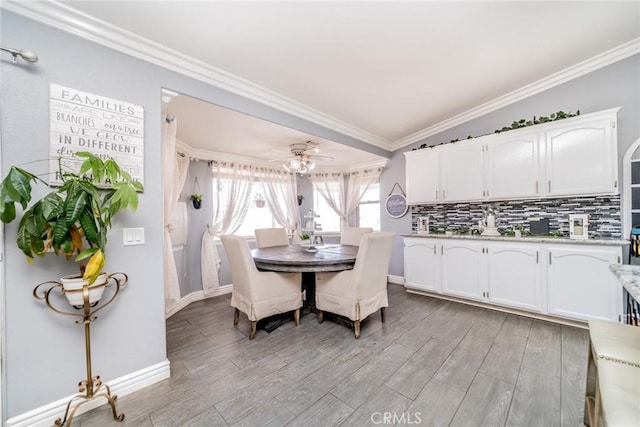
[49,83,144,187]
[385,182,408,218]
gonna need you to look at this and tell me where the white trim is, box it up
[2,1,391,151]
[6,360,170,427]
[393,38,640,150]
[4,2,638,153]
[622,138,640,238]
[387,274,404,285]
[165,285,233,319]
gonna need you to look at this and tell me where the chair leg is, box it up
[380,307,386,323]
[354,320,361,339]
[294,308,300,326]
[317,310,324,324]
[233,308,239,326]
[249,321,257,340]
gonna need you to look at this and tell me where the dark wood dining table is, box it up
[251,244,358,331]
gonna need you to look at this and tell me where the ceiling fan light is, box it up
[308,161,316,171]
[290,158,301,169]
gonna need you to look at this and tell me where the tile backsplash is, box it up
[411,195,621,238]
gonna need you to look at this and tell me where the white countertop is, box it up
[401,233,629,246]
[609,264,640,304]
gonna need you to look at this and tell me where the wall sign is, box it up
[49,83,144,187]
[385,183,408,218]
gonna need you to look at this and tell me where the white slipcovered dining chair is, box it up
[340,227,373,246]
[316,231,395,338]
[255,227,289,248]
[220,234,302,340]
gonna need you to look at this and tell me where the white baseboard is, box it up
[165,285,233,318]
[387,275,405,285]
[7,360,171,427]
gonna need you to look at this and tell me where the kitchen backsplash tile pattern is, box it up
[411,195,621,238]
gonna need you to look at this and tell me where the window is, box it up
[213,179,278,237]
[358,183,380,230]
[313,184,341,233]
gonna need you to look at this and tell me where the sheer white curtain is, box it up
[258,166,301,241]
[202,161,255,294]
[308,172,348,228]
[162,116,189,314]
[345,167,384,226]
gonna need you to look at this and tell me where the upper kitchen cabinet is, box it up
[484,131,541,200]
[405,147,440,204]
[440,139,484,202]
[544,110,619,197]
[404,108,619,204]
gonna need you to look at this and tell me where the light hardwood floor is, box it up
[76,283,589,426]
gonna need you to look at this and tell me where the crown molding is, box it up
[392,37,640,151]
[3,1,393,151]
[4,2,638,154]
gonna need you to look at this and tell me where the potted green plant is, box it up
[297,194,304,206]
[190,193,203,209]
[0,152,143,307]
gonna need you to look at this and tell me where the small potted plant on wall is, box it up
[297,194,304,206]
[0,152,143,307]
[190,193,203,209]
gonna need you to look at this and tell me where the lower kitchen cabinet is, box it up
[487,243,542,313]
[404,238,440,293]
[441,240,485,301]
[403,237,623,323]
[546,245,621,322]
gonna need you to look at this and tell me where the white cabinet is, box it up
[403,236,624,323]
[484,132,541,200]
[440,141,484,202]
[404,108,619,204]
[545,115,618,197]
[404,238,440,293]
[405,149,439,204]
[486,243,542,312]
[441,240,485,301]
[547,245,621,322]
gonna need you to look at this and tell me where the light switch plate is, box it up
[123,227,145,246]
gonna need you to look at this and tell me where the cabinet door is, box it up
[485,132,541,200]
[487,244,542,312]
[440,141,484,202]
[404,238,440,293]
[405,149,439,204]
[547,246,621,322]
[441,240,485,301]
[545,116,617,197]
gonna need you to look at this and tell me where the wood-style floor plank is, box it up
[75,283,590,427]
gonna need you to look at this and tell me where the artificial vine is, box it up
[413,109,580,150]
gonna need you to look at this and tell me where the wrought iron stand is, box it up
[33,272,128,426]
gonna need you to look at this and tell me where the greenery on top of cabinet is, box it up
[413,109,580,151]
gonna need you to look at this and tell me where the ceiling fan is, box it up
[273,141,333,174]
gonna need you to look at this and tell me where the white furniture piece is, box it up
[254,227,289,248]
[405,108,619,204]
[340,227,373,246]
[403,235,624,323]
[316,231,395,338]
[220,235,302,339]
[585,319,640,427]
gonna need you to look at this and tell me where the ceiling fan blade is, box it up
[308,154,334,160]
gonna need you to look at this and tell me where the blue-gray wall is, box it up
[0,10,381,418]
[2,6,639,420]
[381,54,640,276]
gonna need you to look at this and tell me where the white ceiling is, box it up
[16,1,640,164]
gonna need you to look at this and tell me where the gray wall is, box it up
[0,11,381,418]
[381,54,640,276]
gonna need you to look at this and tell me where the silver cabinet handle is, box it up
[536,251,539,264]
[535,181,539,194]
[548,180,551,192]
[549,252,552,264]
